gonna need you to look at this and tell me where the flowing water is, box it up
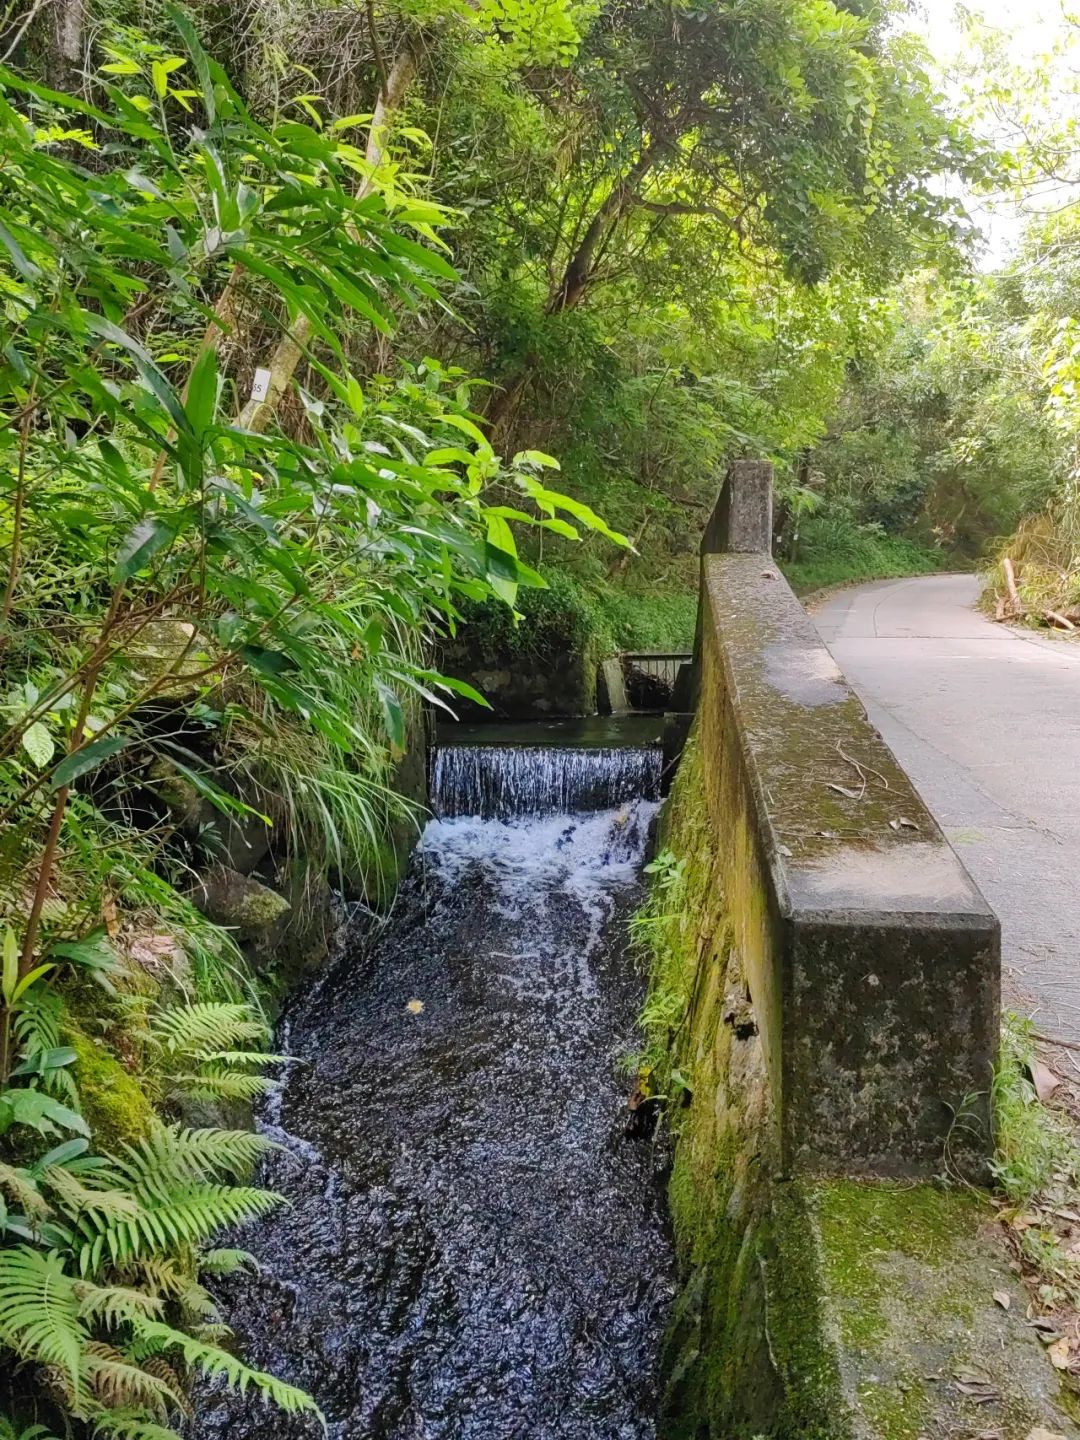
[197,741,675,1440]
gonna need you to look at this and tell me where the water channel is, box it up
[197,735,677,1439]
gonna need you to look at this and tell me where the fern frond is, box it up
[74,1281,164,1329]
[14,989,64,1058]
[173,1073,272,1101]
[150,1004,266,1059]
[126,1316,322,1420]
[44,1166,143,1225]
[89,1409,184,1440]
[197,1051,289,1067]
[115,1126,277,1195]
[187,1321,233,1345]
[84,1341,181,1418]
[77,1185,284,1273]
[139,1356,188,1415]
[120,1256,189,1303]
[198,1248,258,1276]
[0,1246,84,1394]
[0,1160,51,1220]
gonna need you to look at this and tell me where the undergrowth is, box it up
[780,516,943,595]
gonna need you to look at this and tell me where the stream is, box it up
[196,739,676,1439]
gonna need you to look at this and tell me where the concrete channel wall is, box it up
[695,462,1000,1178]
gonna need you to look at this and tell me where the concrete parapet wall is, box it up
[697,468,999,1177]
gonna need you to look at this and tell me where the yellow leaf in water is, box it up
[406,999,425,1015]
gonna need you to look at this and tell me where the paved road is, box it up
[815,573,1080,1042]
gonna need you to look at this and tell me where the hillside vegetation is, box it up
[0,0,1071,1433]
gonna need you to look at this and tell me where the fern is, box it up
[0,1160,51,1220]
[44,1165,143,1225]
[85,1341,182,1418]
[115,1126,277,1194]
[0,1246,84,1394]
[199,1247,258,1276]
[174,1072,273,1102]
[124,1315,323,1421]
[150,1004,266,1058]
[75,1280,165,1328]
[13,988,64,1058]
[89,1411,184,1440]
[76,1184,284,1274]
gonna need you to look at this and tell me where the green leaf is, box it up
[239,645,297,677]
[185,341,219,436]
[11,1047,78,1078]
[0,221,40,283]
[2,929,18,1009]
[0,1089,89,1139]
[21,722,54,769]
[12,965,55,1003]
[111,516,177,582]
[167,3,216,122]
[375,680,405,751]
[50,931,121,976]
[50,737,130,792]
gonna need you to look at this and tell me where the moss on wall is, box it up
[646,730,1076,1439]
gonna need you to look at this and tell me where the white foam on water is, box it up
[419,800,659,999]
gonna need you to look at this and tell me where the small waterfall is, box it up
[431,743,663,819]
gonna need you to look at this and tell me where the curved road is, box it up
[815,573,1080,1043]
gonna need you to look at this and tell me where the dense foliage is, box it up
[0,0,1007,1432]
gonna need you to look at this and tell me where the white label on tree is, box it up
[250,367,272,403]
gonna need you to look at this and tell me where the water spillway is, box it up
[198,741,675,1439]
[430,742,664,819]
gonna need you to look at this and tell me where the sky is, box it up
[906,0,1070,264]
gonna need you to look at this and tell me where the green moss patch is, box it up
[66,1026,156,1149]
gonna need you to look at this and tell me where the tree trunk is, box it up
[485,144,661,441]
[235,45,416,435]
[50,0,83,90]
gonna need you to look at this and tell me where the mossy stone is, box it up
[65,1027,155,1150]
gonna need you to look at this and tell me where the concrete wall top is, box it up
[703,554,995,931]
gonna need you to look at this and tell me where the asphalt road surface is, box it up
[815,573,1080,1043]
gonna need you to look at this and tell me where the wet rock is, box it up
[192,865,290,953]
[124,617,207,698]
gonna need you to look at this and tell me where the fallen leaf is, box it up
[1029,1059,1061,1104]
[954,1368,1000,1404]
[406,999,425,1015]
[993,1290,1011,1311]
[1048,1337,1072,1370]
[975,1431,1004,1440]
[1025,1429,1068,1440]
[889,816,920,832]
[827,783,862,800]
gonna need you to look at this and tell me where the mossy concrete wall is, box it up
[652,738,1080,1439]
[696,550,999,1177]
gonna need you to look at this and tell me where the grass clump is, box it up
[781,516,943,595]
[993,1013,1080,1206]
